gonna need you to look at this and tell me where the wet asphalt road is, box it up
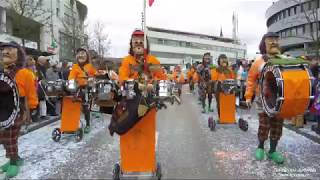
[5,85,319,179]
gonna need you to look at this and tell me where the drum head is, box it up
[263,71,277,108]
[260,65,283,116]
[0,73,20,129]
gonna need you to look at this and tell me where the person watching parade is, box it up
[211,54,235,117]
[245,32,285,164]
[0,41,38,178]
[68,47,97,134]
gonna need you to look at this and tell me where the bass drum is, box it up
[0,73,20,129]
[259,62,315,118]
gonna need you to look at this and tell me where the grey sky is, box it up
[80,0,275,59]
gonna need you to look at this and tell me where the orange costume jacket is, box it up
[119,55,164,83]
[172,71,185,84]
[15,68,39,109]
[211,67,235,81]
[244,56,266,102]
[187,68,195,81]
[192,72,199,83]
[68,63,97,86]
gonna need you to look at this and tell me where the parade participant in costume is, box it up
[172,65,184,97]
[211,54,235,117]
[187,65,196,93]
[118,29,164,84]
[68,47,97,134]
[197,53,214,113]
[109,29,164,135]
[245,32,285,164]
[0,41,38,178]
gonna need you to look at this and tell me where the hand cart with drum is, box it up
[208,79,249,131]
[51,79,88,142]
[112,80,176,180]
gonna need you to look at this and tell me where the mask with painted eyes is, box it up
[76,50,88,64]
[132,36,144,55]
[265,37,280,56]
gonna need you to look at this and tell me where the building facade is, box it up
[147,27,247,67]
[0,0,87,62]
[266,0,320,57]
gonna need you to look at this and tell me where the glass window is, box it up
[305,23,310,34]
[179,41,186,47]
[293,6,297,14]
[313,22,317,32]
[297,26,303,35]
[291,27,297,36]
[303,24,306,34]
[157,39,164,44]
[288,9,291,16]
[283,10,286,18]
[186,42,191,47]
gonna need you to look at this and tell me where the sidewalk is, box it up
[20,116,60,136]
[283,121,320,144]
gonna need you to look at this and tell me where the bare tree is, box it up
[1,0,51,47]
[88,20,111,60]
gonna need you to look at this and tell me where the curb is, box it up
[283,124,320,145]
[20,116,60,136]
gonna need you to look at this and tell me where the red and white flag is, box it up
[149,0,154,7]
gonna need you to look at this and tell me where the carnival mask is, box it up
[265,37,280,56]
[76,50,87,64]
[1,47,18,66]
[203,55,211,65]
[132,36,144,55]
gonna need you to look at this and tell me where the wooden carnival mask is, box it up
[131,36,144,56]
[265,37,280,56]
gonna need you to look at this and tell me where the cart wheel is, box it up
[75,128,83,142]
[112,163,121,180]
[52,128,61,142]
[311,124,317,132]
[156,162,162,180]
[239,118,248,132]
[208,117,215,131]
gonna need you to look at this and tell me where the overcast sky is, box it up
[80,0,275,59]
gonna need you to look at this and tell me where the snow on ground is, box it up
[0,114,110,179]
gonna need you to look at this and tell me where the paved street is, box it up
[1,86,320,179]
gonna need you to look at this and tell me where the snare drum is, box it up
[65,79,78,94]
[158,80,170,97]
[220,79,237,94]
[259,63,315,118]
[46,79,65,96]
[95,80,116,107]
[123,79,137,100]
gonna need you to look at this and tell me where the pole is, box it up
[143,0,147,49]
[143,0,148,73]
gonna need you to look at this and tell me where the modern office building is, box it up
[147,26,247,67]
[266,0,320,57]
